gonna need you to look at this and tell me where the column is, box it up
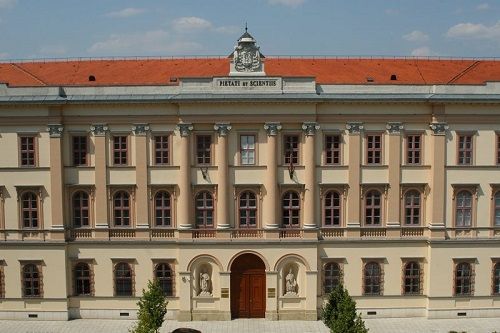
[132,124,150,231]
[214,123,232,229]
[429,117,448,238]
[47,124,65,239]
[386,122,404,236]
[91,124,109,229]
[177,123,194,230]
[346,122,363,235]
[263,122,282,229]
[302,122,320,229]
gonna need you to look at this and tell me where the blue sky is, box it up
[0,0,500,60]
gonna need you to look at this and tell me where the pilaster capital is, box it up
[90,124,109,136]
[345,122,364,134]
[301,122,320,136]
[176,123,194,137]
[264,122,282,136]
[386,122,404,135]
[132,123,150,136]
[47,124,64,138]
[213,123,232,137]
[429,122,449,136]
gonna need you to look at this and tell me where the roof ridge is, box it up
[9,63,47,86]
[447,61,481,84]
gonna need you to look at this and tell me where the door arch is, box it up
[230,253,266,318]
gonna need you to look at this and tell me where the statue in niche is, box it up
[198,271,212,296]
[284,268,298,296]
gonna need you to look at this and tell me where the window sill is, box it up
[361,165,388,169]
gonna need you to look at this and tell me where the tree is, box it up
[130,279,168,333]
[322,284,368,333]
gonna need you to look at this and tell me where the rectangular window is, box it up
[113,136,128,166]
[457,135,473,165]
[406,135,421,165]
[366,134,382,165]
[196,135,212,165]
[325,135,341,165]
[20,136,36,167]
[497,135,500,165]
[284,135,299,165]
[72,136,87,166]
[240,135,256,165]
[154,135,169,165]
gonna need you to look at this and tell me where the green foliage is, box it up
[129,279,168,333]
[322,284,368,333]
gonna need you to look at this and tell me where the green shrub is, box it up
[129,279,168,333]
[322,284,368,333]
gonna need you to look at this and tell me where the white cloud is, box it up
[172,17,212,32]
[403,30,430,43]
[214,25,241,34]
[268,0,305,8]
[446,21,500,40]
[477,3,489,10]
[39,45,67,56]
[0,0,16,8]
[411,46,433,56]
[105,8,145,18]
[88,30,202,55]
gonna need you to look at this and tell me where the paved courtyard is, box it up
[0,317,499,333]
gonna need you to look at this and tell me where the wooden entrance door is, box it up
[230,254,266,318]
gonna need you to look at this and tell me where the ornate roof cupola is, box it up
[229,25,265,76]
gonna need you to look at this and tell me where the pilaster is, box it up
[346,122,363,232]
[133,124,150,229]
[91,124,109,228]
[386,122,403,228]
[429,117,448,236]
[214,123,232,229]
[47,124,65,238]
[177,123,193,230]
[302,122,320,229]
[263,122,282,229]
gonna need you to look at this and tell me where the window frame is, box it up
[18,134,38,168]
[454,261,474,297]
[365,133,383,165]
[362,186,387,227]
[16,187,44,230]
[111,134,129,166]
[362,260,384,296]
[195,134,213,166]
[323,261,343,295]
[71,190,91,228]
[154,262,175,297]
[492,260,500,296]
[108,187,136,228]
[0,263,5,299]
[405,133,423,166]
[323,190,342,227]
[496,133,500,166]
[194,189,215,229]
[71,134,89,167]
[281,190,302,228]
[153,190,173,228]
[323,133,343,166]
[490,185,500,229]
[402,260,423,295]
[456,132,475,166]
[113,261,134,297]
[21,262,43,298]
[452,186,478,228]
[239,133,257,166]
[238,190,258,228]
[282,133,301,166]
[402,188,423,226]
[152,134,171,166]
[73,261,94,297]
[0,187,4,231]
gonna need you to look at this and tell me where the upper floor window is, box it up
[455,262,473,296]
[282,191,300,228]
[196,135,212,165]
[365,190,382,226]
[19,136,36,167]
[324,191,341,227]
[239,191,257,228]
[403,261,421,295]
[114,262,133,296]
[21,192,39,229]
[494,192,500,227]
[366,134,382,165]
[493,262,500,295]
[195,191,214,229]
[284,135,299,165]
[155,263,174,297]
[457,135,473,165]
[497,134,500,165]
[240,135,256,165]
[325,135,341,165]
[324,262,341,294]
[22,264,41,298]
[154,135,169,165]
[406,135,421,165]
[455,190,472,227]
[363,262,382,295]
[154,191,171,227]
[113,191,130,227]
[72,191,90,228]
[113,136,128,166]
[74,262,92,296]
[404,190,421,225]
[72,136,88,166]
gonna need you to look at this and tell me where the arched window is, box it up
[282,191,300,228]
[365,190,381,225]
[493,262,500,295]
[21,192,38,229]
[455,262,472,296]
[364,262,381,295]
[154,191,171,227]
[404,190,421,225]
[494,192,500,226]
[22,264,41,297]
[113,191,130,227]
[72,191,90,228]
[74,262,91,296]
[114,262,133,296]
[455,191,472,227]
[195,191,213,228]
[324,262,341,294]
[155,263,173,296]
[239,191,257,227]
[324,191,341,227]
[403,261,421,295]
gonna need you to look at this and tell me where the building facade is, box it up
[1,33,500,321]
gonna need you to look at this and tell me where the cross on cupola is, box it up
[229,26,266,76]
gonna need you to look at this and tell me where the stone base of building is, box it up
[357,307,426,318]
[0,310,68,321]
[428,308,500,319]
[265,311,278,320]
[277,310,317,320]
[191,310,231,321]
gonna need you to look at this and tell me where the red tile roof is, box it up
[1,57,500,87]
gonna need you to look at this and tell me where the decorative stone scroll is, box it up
[176,123,194,137]
[429,122,449,136]
[386,122,404,135]
[47,124,64,138]
[301,122,320,136]
[132,123,150,136]
[90,124,109,136]
[213,123,232,137]
[264,122,282,136]
[346,122,364,134]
